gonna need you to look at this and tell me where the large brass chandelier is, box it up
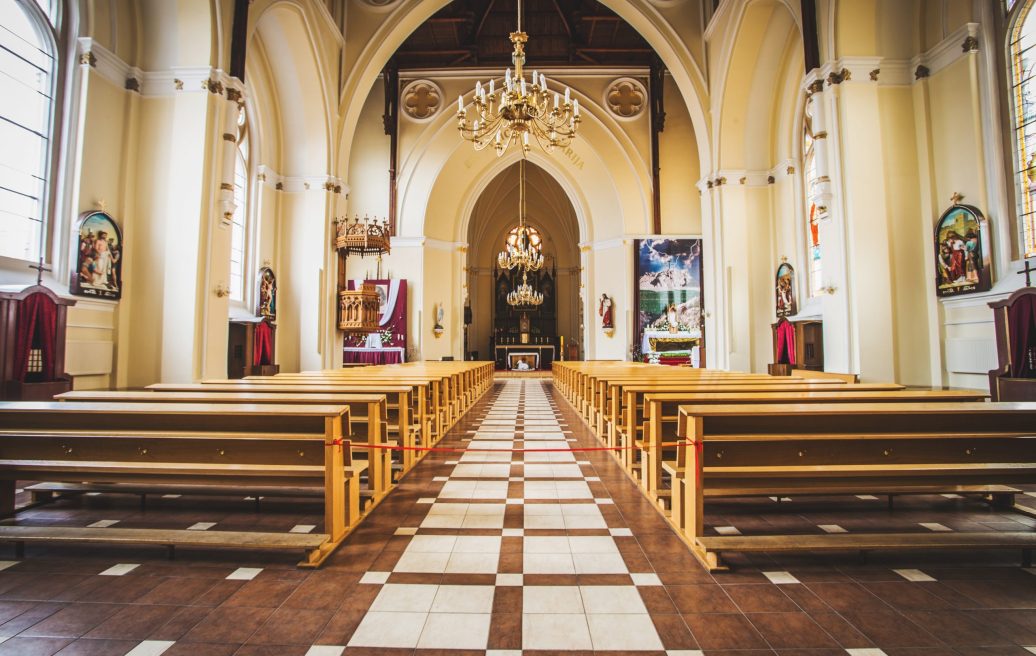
[507,270,544,306]
[456,0,581,157]
[497,159,544,272]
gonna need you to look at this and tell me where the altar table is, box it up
[343,347,405,365]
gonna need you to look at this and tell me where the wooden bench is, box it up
[636,389,988,502]
[58,389,395,497]
[671,401,1036,569]
[0,401,363,567]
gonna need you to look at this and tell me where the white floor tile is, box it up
[453,536,502,553]
[124,641,176,656]
[632,573,663,586]
[594,498,615,504]
[610,528,634,537]
[666,651,705,656]
[291,524,317,534]
[523,552,576,574]
[304,647,346,656]
[88,519,119,528]
[160,494,181,499]
[573,552,628,574]
[99,563,139,576]
[407,535,457,552]
[920,522,953,532]
[856,494,880,500]
[418,612,492,649]
[0,562,17,572]
[417,497,436,504]
[445,552,499,573]
[845,649,890,656]
[580,585,648,614]
[506,498,524,505]
[819,524,847,533]
[226,567,262,581]
[523,613,593,650]
[486,650,522,656]
[394,527,418,536]
[461,513,505,529]
[370,584,437,612]
[587,613,664,650]
[524,514,565,529]
[523,585,584,613]
[762,571,800,584]
[502,528,524,537]
[359,571,390,584]
[524,536,571,553]
[187,522,215,531]
[713,526,741,535]
[496,573,523,586]
[348,611,426,648]
[894,568,936,582]
[569,536,619,554]
[431,585,495,613]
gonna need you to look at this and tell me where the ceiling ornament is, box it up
[401,80,442,121]
[456,0,580,156]
[605,77,647,119]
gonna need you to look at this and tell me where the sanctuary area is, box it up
[1,0,1036,654]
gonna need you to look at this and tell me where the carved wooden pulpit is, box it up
[988,286,1036,401]
[0,284,76,400]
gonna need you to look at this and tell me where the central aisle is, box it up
[332,379,704,653]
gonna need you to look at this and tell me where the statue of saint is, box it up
[598,294,614,330]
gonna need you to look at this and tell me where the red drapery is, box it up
[776,320,796,366]
[14,292,58,382]
[343,349,403,365]
[1007,295,1036,378]
[253,321,274,367]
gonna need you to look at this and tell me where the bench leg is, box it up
[345,478,360,527]
[0,481,15,517]
[671,477,685,531]
[992,492,1016,510]
[167,545,176,560]
[1024,549,1032,568]
[14,542,23,559]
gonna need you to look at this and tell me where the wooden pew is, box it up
[636,388,988,504]
[0,401,363,567]
[57,390,395,498]
[671,401,1036,569]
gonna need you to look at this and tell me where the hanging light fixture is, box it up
[498,159,544,272]
[457,0,581,157]
[507,269,544,306]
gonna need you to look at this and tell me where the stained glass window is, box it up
[0,0,55,261]
[1011,0,1036,257]
[230,105,248,301]
[804,105,823,296]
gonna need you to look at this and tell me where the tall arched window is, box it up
[803,104,823,296]
[229,105,249,301]
[0,1,56,262]
[1011,1,1036,258]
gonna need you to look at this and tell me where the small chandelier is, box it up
[498,159,544,272]
[507,270,544,306]
[456,0,580,157]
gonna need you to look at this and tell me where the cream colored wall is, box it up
[660,75,702,235]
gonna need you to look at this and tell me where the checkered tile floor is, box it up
[3,379,1036,655]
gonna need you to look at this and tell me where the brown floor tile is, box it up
[180,606,273,644]
[724,584,800,613]
[747,611,842,649]
[650,612,697,649]
[19,604,123,639]
[682,612,770,650]
[51,639,138,656]
[667,584,738,613]
[246,607,334,645]
[221,579,297,608]
[0,636,74,655]
[840,610,944,648]
[84,605,184,640]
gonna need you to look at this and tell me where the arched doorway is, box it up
[466,161,580,368]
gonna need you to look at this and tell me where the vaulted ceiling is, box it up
[391,0,655,69]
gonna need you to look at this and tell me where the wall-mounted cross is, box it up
[1020,258,1036,287]
[28,256,50,286]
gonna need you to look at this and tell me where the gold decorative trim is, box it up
[962,36,979,53]
[706,180,714,189]
[914,65,930,80]
[826,68,851,86]
[79,51,96,67]
[275,182,284,190]
[256,172,267,182]
[226,88,242,103]
[323,181,335,192]
[220,183,233,191]
[807,79,825,95]
[869,69,880,81]
[739,176,747,185]
[817,175,830,183]
[174,79,184,91]
[767,175,775,184]
[787,166,796,175]
[203,78,224,95]
[813,131,828,140]
[222,133,236,143]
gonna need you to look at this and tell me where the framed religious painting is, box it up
[934,204,992,297]
[634,238,705,365]
[69,211,123,300]
[775,262,796,318]
[255,266,277,320]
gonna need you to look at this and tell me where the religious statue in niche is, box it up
[775,262,796,318]
[70,211,123,300]
[433,303,444,338]
[255,267,277,320]
[598,293,614,332]
[935,199,992,297]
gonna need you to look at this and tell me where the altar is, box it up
[495,344,555,370]
[343,347,405,365]
[641,329,701,366]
